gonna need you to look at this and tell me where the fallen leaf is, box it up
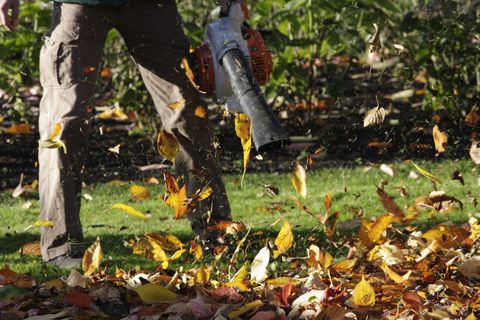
[432,125,448,155]
[368,23,381,53]
[82,237,102,276]
[251,247,270,283]
[12,173,24,198]
[352,276,375,306]
[156,129,179,163]
[97,107,128,121]
[234,113,252,185]
[130,184,150,201]
[18,241,41,256]
[316,306,347,320]
[132,283,176,304]
[66,269,87,288]
[226,265,249,291]
[363,106,385,127]
[380,163,394,177]
[83,193,93,201]
[65,290,94,309]
[111,203,149,219]
[381,261,411,284]
[228,300,263,319]
[324,192,332,212]
[470,140,480,165]
[291,162,307,198]
[273,220,294,258]
[458,256,480,280]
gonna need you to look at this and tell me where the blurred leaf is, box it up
[111,203,149,219]
[363,106,385,127]
[132,283,176,304]
[408,160,442,185]
[291,162,307,198]
[251,247,270,283]
[235,113,252,186]
[130,185,150,201]
[156,129,179,163]
[432,125,448,155]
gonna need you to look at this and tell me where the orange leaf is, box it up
[324,192,332,212]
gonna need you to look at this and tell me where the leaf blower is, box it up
[191,0,290,153]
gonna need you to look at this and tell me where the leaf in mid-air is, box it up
[291,162,307,198]
[111,203,149,219]
[82,237,103,276]
[156,129,179,163]
[234,113,252,186]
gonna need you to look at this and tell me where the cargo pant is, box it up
[39,0,231,261]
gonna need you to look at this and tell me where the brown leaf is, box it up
[465,108,480,127]
[324,192,332,213]
[4,123,33,135]
[376,187,405,220]
[316,306,347,320]
[432,125,448,155]
[451,170,464,185]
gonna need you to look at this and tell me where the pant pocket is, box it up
[40,38,78,89]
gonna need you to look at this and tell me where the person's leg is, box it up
[39,3,110,261]
[114,0,231,235]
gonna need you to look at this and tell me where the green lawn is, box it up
[1,159,478,278]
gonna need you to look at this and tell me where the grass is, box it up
[0,159,478,279]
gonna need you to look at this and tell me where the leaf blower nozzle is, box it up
[220,49,289,153]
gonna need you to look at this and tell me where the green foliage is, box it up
[0,0,478,118]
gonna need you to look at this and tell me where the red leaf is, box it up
[281,282,293,307]
[65,290,94,309]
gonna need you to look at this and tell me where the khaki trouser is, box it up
[39,0,231,261]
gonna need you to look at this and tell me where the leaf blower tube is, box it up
[220,49,290,153]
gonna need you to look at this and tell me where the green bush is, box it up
[0,0,478,122]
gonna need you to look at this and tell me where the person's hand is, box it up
[0,0,19,32]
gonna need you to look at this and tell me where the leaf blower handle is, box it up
[221,49,290,153]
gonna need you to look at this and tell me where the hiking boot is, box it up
[45,255,82,270]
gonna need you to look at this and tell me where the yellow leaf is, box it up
[130,184,150,201]
[169,249,186,261]
[380,261,411,284]
[146,233,185,251]
[432,125,448,155]
[226,265,249,291]
[167,185,188,219]
[33,220,54,227]
[111,203,148,219]
[265,277,301,289]
[408,160,442,185]
[49,122,62,140]
[273,220,294,258]
[145,176,160,185]
[182,57,197,87]
[132,283,176,304]
[234,113,252,186]
[82,237,103,276]
[167,100,185,110]
[228,300,263,319]
[194,267,210,285]
[352,276,375,306]
[367,214,394,245]
[156,129,179,163]
[145,235,169,263]
[38,138,67,154]
[291,162,307,198]
[333,259,357,273]
[466,312,476,320]
[97,107,128,121]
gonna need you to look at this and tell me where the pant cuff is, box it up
[43,243,84,261]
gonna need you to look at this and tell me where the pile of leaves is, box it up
[2,161,480,319]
